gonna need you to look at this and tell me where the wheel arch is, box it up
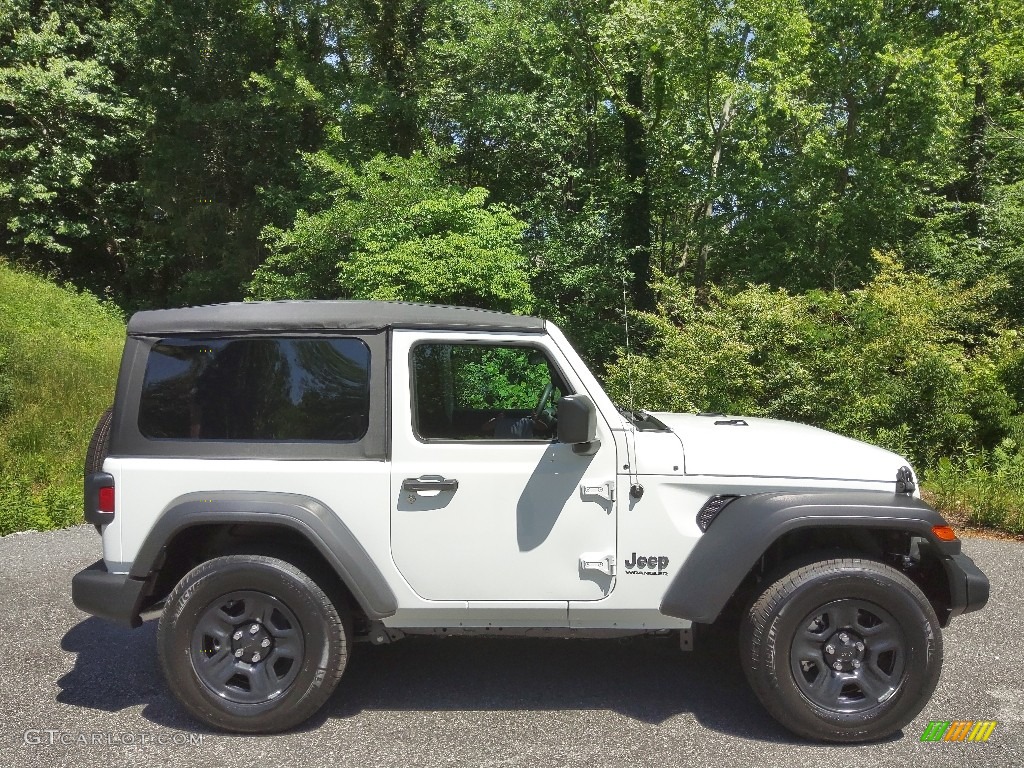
[131,491,398,624]
[660,491,967,627]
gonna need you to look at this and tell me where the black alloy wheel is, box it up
[191,590,305,704]
[788,599,907,714]
[158,554,350,733]
[741,557,943,742]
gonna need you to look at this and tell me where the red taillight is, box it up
[98,486,115,513]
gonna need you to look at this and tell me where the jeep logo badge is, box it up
[624,553,669,575]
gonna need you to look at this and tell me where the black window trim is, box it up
[109,331,388,461]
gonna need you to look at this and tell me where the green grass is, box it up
[0,261,124,535]
[924,442,1024,537]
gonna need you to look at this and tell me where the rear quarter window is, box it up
[138,337,370,441]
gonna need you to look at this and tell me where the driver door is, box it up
[389,330,618,606]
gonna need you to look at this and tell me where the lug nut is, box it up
[261,638,271,648]
[252,652,261,663]
[825,644,835,654]
[250,624,259,634]
[856,642,865,651]
[852,660,861,669]
[234,649,243,658]
[233,630,243,640]
[839,633,849,643]
[833,661,843,671]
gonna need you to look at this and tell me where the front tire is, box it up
[741,557,942,742]
[157,555,350,733]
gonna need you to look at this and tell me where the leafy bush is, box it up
[926,441,1024,536]
[605,255,1020,471]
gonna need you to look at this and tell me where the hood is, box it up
[649,413,909,484]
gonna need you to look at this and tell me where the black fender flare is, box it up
[659,490,977,624]
[130,491,398,620]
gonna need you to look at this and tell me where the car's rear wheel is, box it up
[157,554,350,733]
[741,557,942,742]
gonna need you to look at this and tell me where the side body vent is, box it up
[696,494,740,532]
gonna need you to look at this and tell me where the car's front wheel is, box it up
[741,557,942,742]
[157,554,350,732]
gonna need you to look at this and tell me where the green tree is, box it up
[0,0,146,295]
[418,0,815,355]
[907,1,1024,322]
[606,255,1017,468]
[715,1,966,290]
[250,150,534,312]
[130,0,347,306]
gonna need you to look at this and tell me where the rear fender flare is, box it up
[131,491,398,620]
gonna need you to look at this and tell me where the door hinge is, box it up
[580,552,616,576]
[580,480,615,502]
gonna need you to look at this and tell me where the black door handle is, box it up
[402,476,459,492]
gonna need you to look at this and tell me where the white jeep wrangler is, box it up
[72,301,989,741]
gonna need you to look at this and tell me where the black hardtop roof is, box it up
[127,300,546,336]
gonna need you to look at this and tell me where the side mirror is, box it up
[558,394,600,454]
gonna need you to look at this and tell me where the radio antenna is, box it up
[622,276,634,413]
[622,275,645,500]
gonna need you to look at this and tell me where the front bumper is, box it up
[942,551,990,621]
[71,560,147,628]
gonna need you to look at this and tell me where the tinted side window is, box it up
[139,337,370,441]
[411,343,567,440]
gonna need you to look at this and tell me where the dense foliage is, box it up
[2,1,1023,530]
[250,151,534,311]
[606,256,1022,464]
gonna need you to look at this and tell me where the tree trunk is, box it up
[692,23,749,299]
[694,90,733,297]
[622,69,654,311]
[363,0,424,156]
[816,93,859,264]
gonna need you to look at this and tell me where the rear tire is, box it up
[741,557,942,742]
[157,554,350,733]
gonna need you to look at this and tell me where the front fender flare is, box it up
[659,491,959,624]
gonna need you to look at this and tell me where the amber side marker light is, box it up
[932,525,958,541]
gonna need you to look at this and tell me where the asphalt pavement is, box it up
[1,525,1021,768]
